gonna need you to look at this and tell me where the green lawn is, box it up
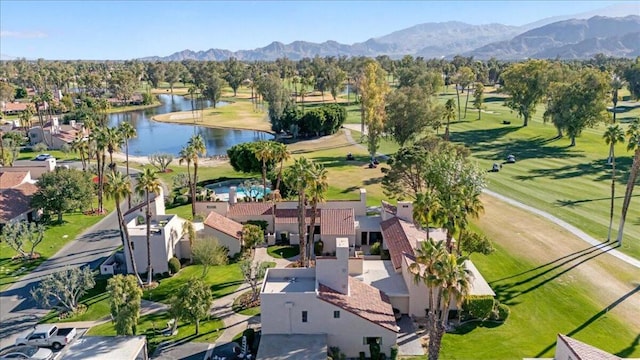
[266,245,299,259]
[0,204,112,291]
[439,241,638,359]
[40,275,111,324]
[143,262,243,303]
[87,311,223,354]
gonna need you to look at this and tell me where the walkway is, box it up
[484,189,640,269]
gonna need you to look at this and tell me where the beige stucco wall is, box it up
[200,226,241,256]
[389,296,410,315]
[320,235,356,254]
[126,215,182,276]
[260,291,396,358]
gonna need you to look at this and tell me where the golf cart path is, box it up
[483,190,640,269]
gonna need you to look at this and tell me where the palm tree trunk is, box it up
[298,193,306,265]
[146,191,153,284]
[308,207,317,266]
[616,148,640,245]
[428,322,445,360]
[275,159,285,193]
[262,160,267,203]
[607,147,616,241]
[191,161,198,218]
[464,87,470,119]
[455,86,461,122]
[126,141,131,208]
[116,198,143,285]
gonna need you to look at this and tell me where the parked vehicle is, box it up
[0,345,53,360]
[15,325,76,350]
[34,154,52,161]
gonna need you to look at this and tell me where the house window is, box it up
[333,311,340,319]
[302,311,308,323]
[364,337,381,346]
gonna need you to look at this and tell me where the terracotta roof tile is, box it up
[380,217,420,270]
[557,334,620,360]
[318,277,397,332]
[227,203,273,217]
[274,208,318,224]
[204,211,244,240]
[0,183,38,222]
[320,208,355,235]
[381,201,397,215]
[0,171,28,189]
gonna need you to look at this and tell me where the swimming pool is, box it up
[205,179,271,201]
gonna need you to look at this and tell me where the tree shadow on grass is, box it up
[616,333,640,358]
[309,155,368,169]
[532,285,640,358]
[490,243,615,306]
[556,194,640,208]
[447,319,503,335]
[515,156,634,183]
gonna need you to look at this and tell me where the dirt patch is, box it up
[476,194,640,331]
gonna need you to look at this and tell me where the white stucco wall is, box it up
[260,292,396,358]
[201,226,241,256]
[125,215,182,276]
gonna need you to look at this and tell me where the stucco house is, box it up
[122,188,190,276]
[202,210,244,256]
[260,238,398,359]
[526,334,621,360]
[28,119,88,150]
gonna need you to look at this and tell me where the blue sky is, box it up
[0,1,635,60]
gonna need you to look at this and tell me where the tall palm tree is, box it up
[135,168,161,284]
[456,187,484,254]
[610,75,624,124]
[19,104,35,137]
[272,142,291,193]
[603,125,626,241]
[105,171,143,286]
[31,95,48,147]
[413,191,440,241]
[118,121,137,208]
[306,161,328,265]
[408,238,470,360]
[103,126,123,174]
[443,99,456,141]
[71,134,88,171]
[91,127,108,214]
[179,144,195,211]
[616,119,640,245]
[40,89,55,145]
[187,135,206,218]
[254,141,275,202]
[284,157,313,265]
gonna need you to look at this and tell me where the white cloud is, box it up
[0,30,48,39]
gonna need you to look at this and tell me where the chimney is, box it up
[229,186,237,204]
[397,201,414,223]
[316,237,349,295]
[70,120,76,129]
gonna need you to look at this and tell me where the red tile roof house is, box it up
[0,171,39,227]
[28,119,88,150]
[260,238,398,359]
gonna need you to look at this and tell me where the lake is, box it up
[107,94,273,156]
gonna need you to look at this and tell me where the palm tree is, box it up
[306,161,328,265]
[443,99,456,141]
[603,125,626,241]
[610,75,624,124]
[103,126,123,174]
[105,171,143,286]
[31,95,48,147]
[272,142,291,193]
[19,104,35,137]
[91,127,108,214]
[254,141,275,202]
[118,121,137,208]
[409,239,470,360]
[456,187,484,254]
[71,134,88,171]
[187,135,206,218]
[135,168,161,284]
[40,89,55,145]
[616,119,640,245]
[413,192,439,241]
[284,157,313,265]
[179,145,195,211]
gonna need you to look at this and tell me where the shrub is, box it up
[243,328,255,350]
[314,240,324,256]
[246,220,269,232]
[33,142,48,152]
[60,143,71,154]
[174,195,189,205]
[370,242,381,255]
[359,352,366,360]
[492,302,510,322]
[390,345,398,360]
[462,295,495,320]
[381,249,391,260]
[168,257,181,274]
[369,341,381,360]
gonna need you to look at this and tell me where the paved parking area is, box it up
[153,342,213,360]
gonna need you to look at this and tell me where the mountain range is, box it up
[142,4,640,61]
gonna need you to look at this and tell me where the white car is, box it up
[34,154,52,161]
[0,345,53,360]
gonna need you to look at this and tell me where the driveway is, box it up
[396,315,424,356]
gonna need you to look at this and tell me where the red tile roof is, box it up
[380,217,423,270]
[227,203,273,217]
[318,277,397,332]
[320,208,355,235]
[0,171,28,189]
[557,334,620,360]
[2,102,28,112]
[0,183,38,222]
[204,211,244,240]
[274,208,318,224]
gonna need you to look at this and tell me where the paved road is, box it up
[0,162,142,349]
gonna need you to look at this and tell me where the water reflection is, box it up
[107,94,273,156]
